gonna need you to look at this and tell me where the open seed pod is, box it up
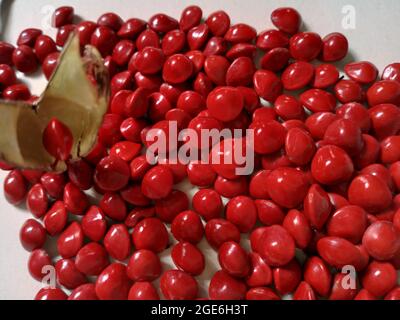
[0,33,109,171]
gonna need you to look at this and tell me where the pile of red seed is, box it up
[1,5,400,300]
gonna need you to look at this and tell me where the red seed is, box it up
[53,6,74,28]
[42,118,73,161]
[19,219,47,251]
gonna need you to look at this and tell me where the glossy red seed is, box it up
[367,80,400,107]
[203,36,228,56]
[0,41,15,65]
[43,201,67,236]
[192,188,223,221]
[55,258,86,289]
[345,61,378,84]
[140,165,173,200]
[172,242,205,276]
[104,224,131,261]
[361,261,397,297]
[180,5,202,32]
[0,64,16,87]
[253,69,283,102]
[42,118,73,161]
[246,252,272,287]
[255,199,285,226]
[57,221,83,258]
[266,167,310,209]
[214,175,248,198]
[271,7,301,34]
[218,241,250,278]
[34,35,57,63]
[382,63,400,83]
[273,259,302,295]
[94,156,130,192]
[226,196,257,233]
[209,270,246,300]
[75,242,109,276]
[63,182,88,215]
[118,18,146,39]
[362,221,400,260]
[246,288,281,300]
[317,236,362,268]
[300,88,336,113]
[95,263,131,300]
[128,282,159,300]
[205,219,241,249]
[257,225,295,266]
[380,136,400,164]
[97,12,123,31]
[289,32,322,61]
[206,11,230,36]
[160,269,198,300]
[327,205,367,244]
[329,273,358,300]
[81,206,107,242]
[227,42,257,60]
[293,281,316,300]
[321,32,348,62]
[42,52,60,80]
[53,6,74,27]
[282,61,314,90]
[40,172,65,199]
[311,145,354,185]
[28,248,52,281]
[334,79,363,103]
[225,23,256,43]
[126,249,161,282]
[206,86,243,122]
[368,103,400,139]
[285,128,315,165]
[77,21,97,46]
[149,13,179,33]
[225,57,255,87]
[35,288,67,300]
[250,120,286,155]
[132,217,168,253]
[260,47,289,72]
[90,26,118,57]
[204,55,229,86]
[283,209,312,249]
[68,284,98,300]
[162,54,193,84]
[112,40,135,67]
[162,29,186,56]
[303,256,332,297]
[17,28,42,47]
[170,210,203,244]
[20,219,46,251]
[348,174,392,213]
[26,183,48,218]
[67,159,93,191]
[3,170,28,205]
[12,45,38,73]
[313,64,339,88]
[257,30,288,51]
[134,47,164,75]
[249,170,270,199]
[187,24,209,50]
[2,83,31,100]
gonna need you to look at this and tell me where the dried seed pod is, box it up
[0,33,109,171]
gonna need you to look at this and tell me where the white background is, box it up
[0,0,399,299]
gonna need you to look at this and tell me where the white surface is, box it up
[0,0,400,300]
